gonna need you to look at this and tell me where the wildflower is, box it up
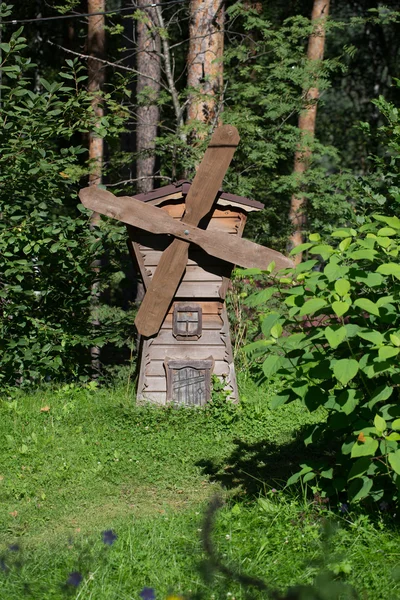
[379,501,389,511]
[271,488,277,493]
[8,544,20,552]
[67,571,83,587]
[225,534,231,540]
[339,503,349,513]
[140,588,155,600]
[102,529,117,546]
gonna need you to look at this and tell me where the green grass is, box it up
[0,377,399,599]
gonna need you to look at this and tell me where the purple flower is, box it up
[67,571,83,587]
[140,587,156,600]
[339,503,349,513]
[271,488,277,493]
[379,501,389,511]
[8,544,20,552]
[102,529,117,546]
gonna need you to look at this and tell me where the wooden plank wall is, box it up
[136,197,243,405]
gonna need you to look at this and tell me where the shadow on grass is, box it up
[196,429,336,498]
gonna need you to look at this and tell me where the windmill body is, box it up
[79,125,293,407]
[130,181,263,405]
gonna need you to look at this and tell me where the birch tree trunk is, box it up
[186,0,224,130]
[288,0,330,264]
[87,0,105,375]
[136,0,161,194]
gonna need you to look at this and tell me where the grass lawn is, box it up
[1,376,399,599]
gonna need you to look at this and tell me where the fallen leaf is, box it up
[357,432,366,443]
[9,511,18,518]
[40,405,50,413]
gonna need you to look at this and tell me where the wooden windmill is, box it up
[80,125,292,405]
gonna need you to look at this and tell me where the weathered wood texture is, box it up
[138,299,238,403]
[79,187,293,274]
[134,125,240,337]
[130,206,238,298]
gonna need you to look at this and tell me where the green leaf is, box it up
[303,471,316,483]
[357,330,384,345]
[309,233,321,242]
[377,227,397,236]
[376,263,400,280]
[245,287,277,307]
[325,326,347,349]
[332,301,350,317]
[374,414,387,434]
[348,249,377,260]
[354,298,380,316]
[287,471,302,486]
[262,354,283,378]
[270,391,293,409]
[385,432,400,441]
[351,437,379,458]
[299,298,327,316]
[348,457,370,481]
[261,313,281,337]
[323,262,349,282]
[336,389,361,415]
[391,419,400,431]
[339,238,352,252]
[390,333,400,347]
[309,244,334,260]
[320,468,333,479]
[334,279,351,297]
[355,272,384,287]
[333,359,359,386]
[388,450,400,475]
[290,243,314,255]
[331,228,357,238]
[373,214,400,229]
[378,346,399,360]
[349,476,373,502]
[270,323,283,339]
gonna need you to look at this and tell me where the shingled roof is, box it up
[133,180,264,211]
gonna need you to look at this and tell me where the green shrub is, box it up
[245,214,400,505]
[0,18,128,387]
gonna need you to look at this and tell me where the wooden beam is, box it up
[79,186,293,271]
[134,125,241,337]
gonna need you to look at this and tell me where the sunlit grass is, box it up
[0,378,399,599]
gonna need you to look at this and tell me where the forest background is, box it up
[1,0,400,386]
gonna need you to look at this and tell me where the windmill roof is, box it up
[133,180,264,211]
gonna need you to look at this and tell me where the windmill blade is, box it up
[79,186,293,271]
[135,125,240,337]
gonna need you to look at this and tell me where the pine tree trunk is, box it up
[136,0,161,194]
[288,0,330,264]
[187,0,224,130]
[87,0,105,376]
[88,0,105,205]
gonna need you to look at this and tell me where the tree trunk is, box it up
[186,0,224,130]
[87,0,105,376]
[288,0,330,264]
[136,0,161,194]
[88,0,105,206]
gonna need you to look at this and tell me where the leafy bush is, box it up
[245,213,400,505]
[0,18,128,386]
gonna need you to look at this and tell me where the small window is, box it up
[164,358,214,406]
[173,304,202,340]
